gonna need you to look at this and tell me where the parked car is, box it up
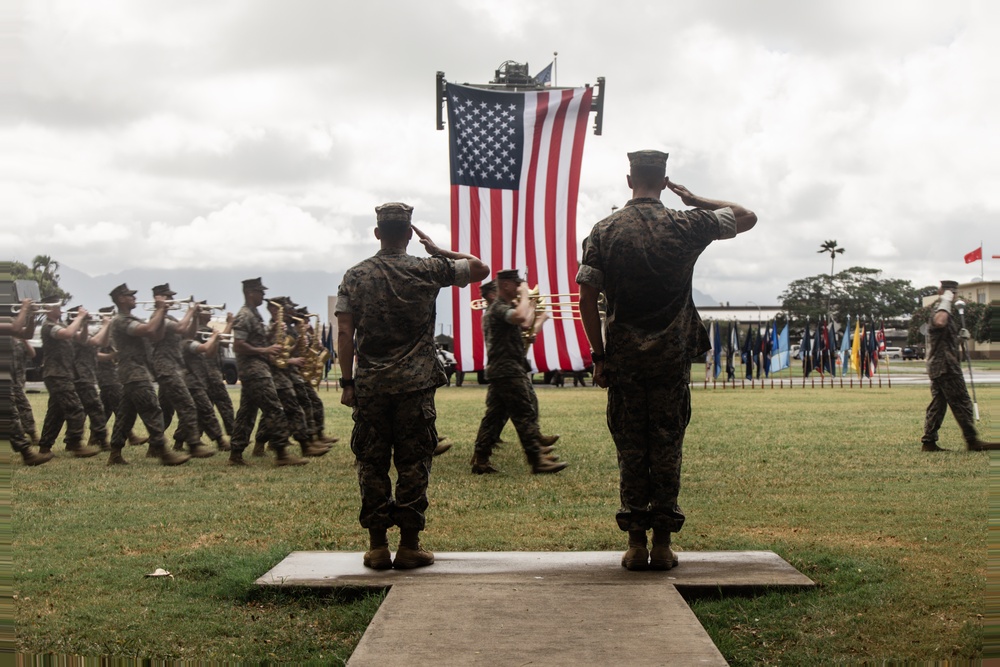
[879,346,903,360]
[902,346,925,360]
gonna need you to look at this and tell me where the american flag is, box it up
[445,82,594,374]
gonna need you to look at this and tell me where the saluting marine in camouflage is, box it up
[106,283,190,466]
[37,298,100,458]
[471,270,566,475]
[336,202,487,570]
[228,277,307,467]
[921,280,996,452]
[577,149,756,571]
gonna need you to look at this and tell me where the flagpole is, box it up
[553,51,558,87]
[981,241,984,281]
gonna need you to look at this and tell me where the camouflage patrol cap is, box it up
[65,305,81,314]
[109,283,137,300]
[242,277,268,291]
[41,295,63,304]
[98,306,115,314]
[627,150,669,170]
[940,280,959,290]
[496,269,524,284]
[152,283,176,297]
[480,280,497,296]
[375,202,414,223]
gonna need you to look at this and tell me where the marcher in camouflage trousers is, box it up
[922,373,979,448]
[204,373,235,435]
[38,377,86,451]
[186,381,225,445]
[472,375,543,462]
[230,375,291,454]
[158,371,201,447]
[607,368,690,534]
[12,381,36,441]
[110,380,167,453]
[352,388,437,531]
[74,380,108,445]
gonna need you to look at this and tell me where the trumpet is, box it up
[5,301,63,314]
[196,302,226,312]
[137,295,195,310]
[196,331,233,342]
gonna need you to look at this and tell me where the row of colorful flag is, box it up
[706,316,892,381]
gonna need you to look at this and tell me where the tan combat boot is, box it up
[621,530,649,571]
[106,450,129,466]
[471,453,499,475]
[187,441,216,458]
[363,528,392,571]
[530,454,567,475]
[252,440,267,457]
[227,449,248,466]
[21,449,53,466]
[128,432,149,447]
[539,434,560,447]
[67,442,101,458]
[649,530,679,571]
[159,448,191,466]
[216,435,232,451]
[393,528,434,569]
[274,447,308,467]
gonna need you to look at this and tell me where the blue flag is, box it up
[772,322,790,372]
[838,315,851,376]
[534,61,553,85]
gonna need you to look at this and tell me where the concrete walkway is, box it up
[258,551,814,666]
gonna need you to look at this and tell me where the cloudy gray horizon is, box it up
[3,0,997,318]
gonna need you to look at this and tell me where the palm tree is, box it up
[818,240,844,315]
[817,240,844,278]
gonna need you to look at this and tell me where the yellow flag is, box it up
[850,318,861,374]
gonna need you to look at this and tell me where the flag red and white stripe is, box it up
[446,83,594,373]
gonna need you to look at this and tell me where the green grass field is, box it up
[12,380,996,664]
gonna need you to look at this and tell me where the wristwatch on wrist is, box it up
[590,351,606,363]
[339,377,355,388]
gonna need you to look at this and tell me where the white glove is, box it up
[959,327,970,340]
[936,290,954,313]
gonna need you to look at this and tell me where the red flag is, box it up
[964,246,982,263]
[446,83,594,373]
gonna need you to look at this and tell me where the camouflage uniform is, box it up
[922,311,979,447]
[72,332,109,444]
[38,319,86,451]
[230,305,292,454]
[472,298,544,462]
[154,316,201,447]
[268,320,311,446]
[336,247,470,531]
[109,313,168,452]
[577,196,736,534]
[181,338,224,444]
[96,345,121,421]
[200,326,235,435]
[11,338,37,438]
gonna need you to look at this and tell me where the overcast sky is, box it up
[2,0,997,310]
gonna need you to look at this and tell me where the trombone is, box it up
[470,290,581,321]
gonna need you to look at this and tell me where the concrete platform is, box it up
[256,550,815,591]
[256,552,814,666]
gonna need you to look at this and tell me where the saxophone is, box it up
[268,301,294,369]
[298,314,329,387]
